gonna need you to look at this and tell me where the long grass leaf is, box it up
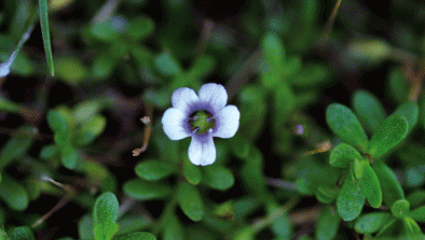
[38,0,55,76]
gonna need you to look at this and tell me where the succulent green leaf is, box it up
[368,114,408,158]
[93,222,119,240]
[354,212,393,234]
[135,160,176,181]
[352,90,387,133]
[75,115,107,146]
[402,216,422,234]
[391,199,410,219]
[373,161,405,207]
[163,212,184,240]
[337,173,365,221]
[406,190,425,209]
[177,182,204,221]
[393,101,418,133]
[8,226,35,240]
[123,179,172,200]
[182,158,202,185]
[316,184,339,204]
[329,143,362,168]
[326,103,368,151]
[0,174,29,211]
[316,205,340,240]
[93,192,119,224]
[201,165,234,190]
[410,205,425,222]
[354,159,382,208]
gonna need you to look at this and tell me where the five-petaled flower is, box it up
[162,83,240,166]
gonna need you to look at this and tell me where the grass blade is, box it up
[39,0,55,76]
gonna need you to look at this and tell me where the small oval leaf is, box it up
[372,161,405,207]
[326,103,368,151]
[135,160,176,181]
[355,160,382,208]
[355,212,392,234]
[352,90,387,133]
[123,179,172,201]
[201,165,234,190]
[329,143,362,168]
[337,173,365,221]
[177,182,204,221]
[368,114,408,158]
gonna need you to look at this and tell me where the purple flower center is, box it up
[189,110,215,134]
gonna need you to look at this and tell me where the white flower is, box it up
[162,83,240,166]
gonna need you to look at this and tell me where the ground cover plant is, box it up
[0,0,425,239]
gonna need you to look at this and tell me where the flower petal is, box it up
[214,105,240,138]
[198,83,228,113]
[162,108,190,140]
[188,136,216,166]
[172,87,198,114]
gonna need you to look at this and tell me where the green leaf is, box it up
[352,90,387,133]
[393,101,418,133]
[0,125,36,168]
[39,0,54,76]
[8,226,35,240]
[329,143,362,168]
[89,21,120,42]
[316,205,340,240]
[373,161,405,207]
[326,103,368,151]
[163,212,184,240]
[406,190,425,209]
[75,115,107,146]
[391,199,410,219]
[93,192,119,224]
[354,212,393,234]
[113,232,156,240]
[337,173,365,221]
[94,222,119,240]
[126,16,155,41]
[177,182,204,221]
[135,160,176,181]
[201,165,234,190]
[354,159,382,208]
[410,205,425,222]
[182,157,202,185]
[93,192,120,240]
[155,51,182,76]
[55,56,88,83]
[0,174,29,211]
[402,216,422,234]
[316,184,339,204]
[261,32,285,71]
[189,55,215,77]
[0,98,21,113]
[368,114,408,158]
[123,179,172,201]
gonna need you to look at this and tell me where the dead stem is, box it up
[32,175,76,228]
[132,104,154,157]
